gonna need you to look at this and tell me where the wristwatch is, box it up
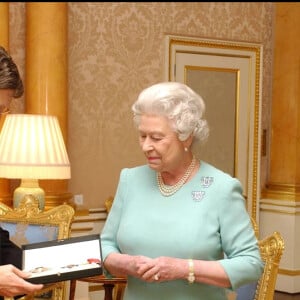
[187,259,195,284]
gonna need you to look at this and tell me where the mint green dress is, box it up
[101,161,263,300]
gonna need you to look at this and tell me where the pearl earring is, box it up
[184,147,188,152]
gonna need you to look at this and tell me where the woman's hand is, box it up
[104,253,187,283]
[135,256,187,283]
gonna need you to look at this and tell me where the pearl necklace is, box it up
[156,156,197,197]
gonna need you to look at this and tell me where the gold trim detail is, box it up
[71,227,94,232]
[72,217,107,223]
[254,231,285,300]
[262,183,300,201]
[260,208,300,215]
[45,192,73,210]
[0,195,75,300]
[279,268,300,276]
[0,195,74,239]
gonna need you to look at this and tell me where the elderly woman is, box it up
[101,81,263,300]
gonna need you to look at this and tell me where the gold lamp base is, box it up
[13,179,45,210]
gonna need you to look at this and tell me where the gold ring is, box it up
[154,273,160,281]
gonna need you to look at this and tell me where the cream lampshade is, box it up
[0,114,71,210]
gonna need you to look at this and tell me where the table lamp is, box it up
[0,114,71,210]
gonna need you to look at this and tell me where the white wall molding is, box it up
[260,198,300,293]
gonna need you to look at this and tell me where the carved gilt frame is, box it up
[0,196,75,300]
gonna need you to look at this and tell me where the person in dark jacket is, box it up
[0,228,22,268]
[0,46,43,298]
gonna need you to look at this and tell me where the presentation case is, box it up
[22,234,103,284]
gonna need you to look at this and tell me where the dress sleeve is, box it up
[100,168,128,261]
[217,178,264,290]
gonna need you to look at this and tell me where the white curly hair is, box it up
[132,81,209,144]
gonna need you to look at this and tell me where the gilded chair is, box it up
[0,195,75,300]
[236,218,285,300]
[254,231,285,300]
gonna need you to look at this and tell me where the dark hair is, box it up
[0,46,24,98]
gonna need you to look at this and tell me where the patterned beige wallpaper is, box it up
[8,2,274,209]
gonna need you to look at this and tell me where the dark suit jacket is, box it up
[0,227,23,300]
[0,227,22,268]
